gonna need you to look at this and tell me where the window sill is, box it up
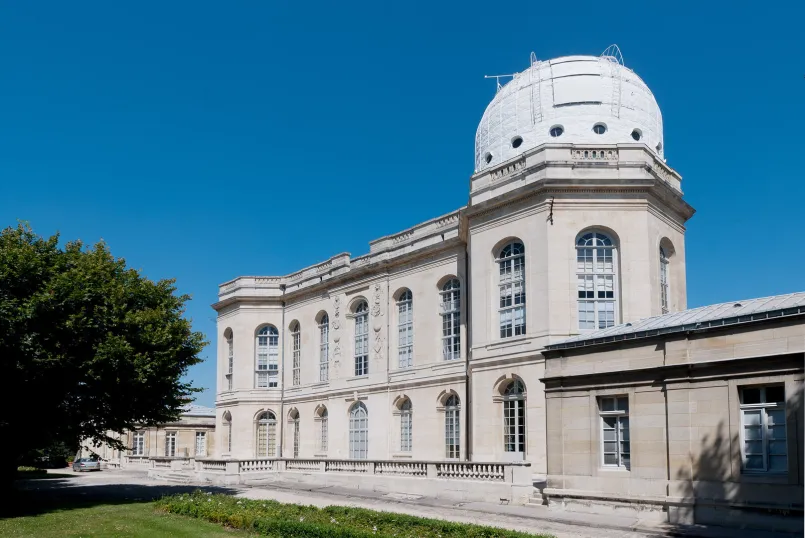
[391,452,414,459]
[346,375,370,382]
[738,471,790,483]
[314,452,328,458]
[598,467,630,474]
[486,335,532,351]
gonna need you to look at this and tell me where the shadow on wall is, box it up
[670,386,803,531]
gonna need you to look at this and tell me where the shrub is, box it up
[156,491,552,538]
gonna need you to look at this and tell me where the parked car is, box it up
[72,458,101,472]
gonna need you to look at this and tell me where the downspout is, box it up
[279,284,286,458]
[464,240,471,462]
[386,276,391,459]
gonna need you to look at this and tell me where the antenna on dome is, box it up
[484,74,516,92]
[530,52,537,66]
[600,44,624,66]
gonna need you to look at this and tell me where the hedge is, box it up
[156,491,552,538]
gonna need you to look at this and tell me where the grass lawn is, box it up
[0,502,252,538]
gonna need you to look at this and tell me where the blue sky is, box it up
[1,1,803,407]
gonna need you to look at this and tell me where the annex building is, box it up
[209,47,804,530]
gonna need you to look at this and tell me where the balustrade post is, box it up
[426,463,437,478]
[319,460,326,472]
[367,461,375,475]
[149,458,155,469]
[195,459,202,472]
[505,464,514,483]
[277,459,286,472]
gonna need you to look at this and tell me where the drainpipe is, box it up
[386,276,391,458]
[464,242,471,462]
[279,284,286,458]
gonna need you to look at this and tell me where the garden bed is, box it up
[156,491,552,538]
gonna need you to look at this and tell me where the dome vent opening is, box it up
[593,123,607,135]
[484,152,493,164]
[549,125,564,138]
[511,136,523,149]
[631,129,642,141]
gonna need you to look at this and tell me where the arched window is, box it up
[445,395,460,459]
[291,322,301,386]
[440,279,461,360]
[497,242,526,338]
[503,380,526,458]
[225,330,233,391]
[354,301,369,376]
[256,411,276,457]
[256,326,279,388]
[576,232,617,330]
[349,402,368,459]
[660,246,670,314]
[289,409,300,458]
[397,290,413,368]
[317,407,328,453]
[319,314,329,382]
[400,399,412,452]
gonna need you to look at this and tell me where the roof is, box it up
[180,404,216,417]
[548,292,805,351]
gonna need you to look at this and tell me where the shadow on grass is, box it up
[2,478,238,520]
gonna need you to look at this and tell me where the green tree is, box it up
[0,223,206,485]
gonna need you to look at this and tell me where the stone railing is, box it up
[145,457,532,504]
[285,459,320,471]
[124,456,151,466]
[239,459,273,473]
[571,148,618,161]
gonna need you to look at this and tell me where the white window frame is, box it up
[498,242,526,338]
[739,385,787,473]
[256,411,277,458]
[165,431,177,457]
[444,395,460,459]
[226,419,232,454]
[577,232,618,330]
[195,431,207,457]
[132,431,145,456]
[290,412,300,459]
[291,323,301,386]
[660,246,670,314]
[354,301,369,377]
[226,334,233,391]
[397,290,413,369]
[317,409,328,453]
[440,279,461,361]
[599,396,630,469]
[349,402,368,460]
[256,326,279,388]
[319,314,329,382]
[400,399,412,452]
[503,380,526,456]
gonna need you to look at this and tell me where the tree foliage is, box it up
[0,223,206,479]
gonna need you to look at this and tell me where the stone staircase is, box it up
[149,469,195,485]
[527,478,547,507]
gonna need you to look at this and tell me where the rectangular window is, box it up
[226,336,233,391]
[740,385,787,473]
[195,432,206,457]
[355,312,369,376]
[441,282,461,361]
[292,328,301,386]
[398,294,413,369]
[445,407,460,459]
[319,317,329,382]
[132,432,145,456]
[165,432,177,457]
[401,411,412,452]
[318,416,328,452]
[599,396,629,470]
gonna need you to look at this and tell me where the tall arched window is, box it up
[349,402,368,459]
[576,232,617,330]
[319,314,329,382]
[503,380,526,458]
[498,241,526,338]
[256,411,276,457]
[256,326,279,388]
[316,407,328,452]
[660,246,670,314]
[354,301,369,376]
[225,330,233,391]
[291,322,301,386]
[398,290,413,368]
[400,399,412,452]
[289,409,300,458]
[445,395,460,459]
[441,279,461,360]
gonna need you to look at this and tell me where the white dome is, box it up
[475,49,664,172]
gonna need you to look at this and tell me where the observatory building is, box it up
[212,47,804,530]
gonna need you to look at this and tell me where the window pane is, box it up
[617,397,629,412]
[744,440,763,455]
[742,388,761,405]
[603,429,616,442]
[601,399,615,412]
[621,454,631,470]
[603,453,618,465]
[766,409,785,427]
[743,410,761,426]
[744,455,763,469]
[744,426,762,440]
[766,386,785,404]
[603,441,617,453]
[769,455,787,472]
[768,441,787,456]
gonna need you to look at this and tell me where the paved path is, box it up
[19,469,797,538]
